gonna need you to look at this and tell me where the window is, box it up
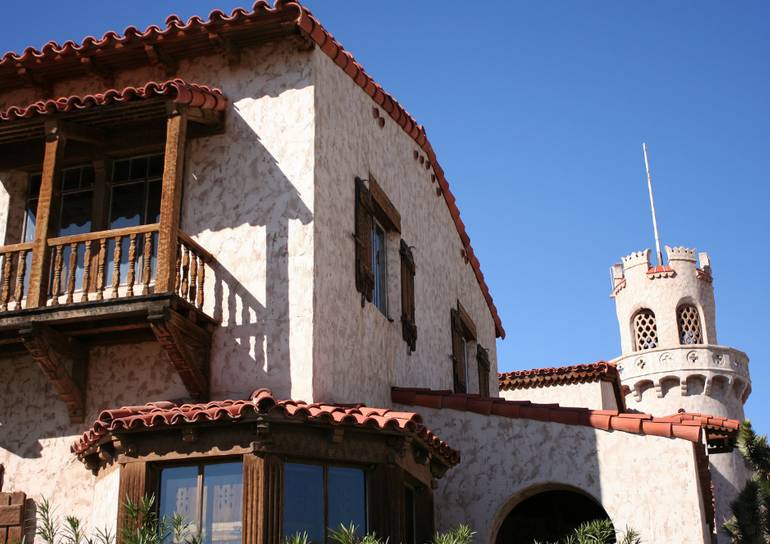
[371,222,387,315]
[404,486,417,544]
[477,345,491,398]
[283,463,367,544]
[451,302,477,394]
[109,154,163,229]
[677,304,703,345]
[158,461,243,544]
[353,176,400,312]
[632,309,658,351]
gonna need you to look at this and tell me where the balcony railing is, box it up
[0,225,212,313]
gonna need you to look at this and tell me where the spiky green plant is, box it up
[534,519,641,544]
[282,532,311,544]
[433,524,474,544]
[36,499,60,544]
[327,523,384,544]
[723,420,770,543]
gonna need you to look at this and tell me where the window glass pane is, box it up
[283,464,324,544]
[159,466,199,540]
[148,154,164,178]
[371,224,387,314]
[58,191,93,236]
[62,168,82,191]
[24,198,37,243]
[404,487,416,544]
[110,183,146,229]
[147,181,162,224]
[113,159,130,182]
[130,157,149,181]
[328,467,366,535]
[28,174,42,198]
[201,463,243,544]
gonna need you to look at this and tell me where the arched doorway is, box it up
[495,489,613,544]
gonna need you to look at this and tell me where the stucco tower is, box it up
[610,245,751,536]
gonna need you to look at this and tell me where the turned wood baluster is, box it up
[196,256,205,309]
[126,234,137,297]
[111,236,122,298]
[50,245,64,306]
[80,242,92,303]
[188,249,198,304]
[13,249,27,309]
[174,241,182,295]
[0,253,12,311]
[180,244,190,298]
[66,242,77,304]
[95,238,107,301]
[142,233,153,295]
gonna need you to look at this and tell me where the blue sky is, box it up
[3,1,768,432]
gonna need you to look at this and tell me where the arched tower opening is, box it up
[495,489,612,544]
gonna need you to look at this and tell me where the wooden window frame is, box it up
[371,220,388,316]
[476,344,491,398]
[399,239,416,352]
[451,301,477,394]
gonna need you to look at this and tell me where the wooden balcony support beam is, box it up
[20,325,87,423]
[155,107,188,294]
[149,308,210,401]
[26,121,65,309]
[56,120,107,146]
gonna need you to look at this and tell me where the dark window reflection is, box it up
[109,154,164,228]
[328,467,366,532]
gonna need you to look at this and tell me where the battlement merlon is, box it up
[620,249,651,271]
[665,245,696,263]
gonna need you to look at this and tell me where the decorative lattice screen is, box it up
[678,305,703,344]
[633,309,658,351]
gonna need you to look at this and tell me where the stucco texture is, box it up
[500,381,619,410]
[311,49,498,408]
[405,405,712,544]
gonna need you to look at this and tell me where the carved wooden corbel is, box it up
[20,325,87,423]
[149,308,210,401]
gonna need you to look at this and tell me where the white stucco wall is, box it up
[404,406,712,544]
[311,49,498,407]
[500,381,619,410]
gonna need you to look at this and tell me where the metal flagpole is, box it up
[642,143,664,266]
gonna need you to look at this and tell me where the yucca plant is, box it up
[433,524,474,544]
[535,519,641,544]
[723,420,770,543]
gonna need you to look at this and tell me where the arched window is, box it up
[677,304,703,345]
[632,309,658,351]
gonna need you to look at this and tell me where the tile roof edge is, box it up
[0,0,505,338]
[391,387,739,447]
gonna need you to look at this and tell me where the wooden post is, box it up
[27,121,65,308]
[155,106,188,294]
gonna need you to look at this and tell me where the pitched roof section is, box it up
[392,387,740,449]
[498,362,619,391]
[0,1,505,338]
[0,80,227,122]
[73,388,460,466]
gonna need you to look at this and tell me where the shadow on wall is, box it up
[182,94,313,400]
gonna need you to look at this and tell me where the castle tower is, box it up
[610,245,750,419]
[610,245,751,537]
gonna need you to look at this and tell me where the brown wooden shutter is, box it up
[368,465,404,543]
[116,461,150,544]
[243,454,283,544]
[450,309,466,393]
[477,345,491,398]
[354,177,374,303]
[400,240,417,351]
[0,491,26,544]
[414,486,434,544]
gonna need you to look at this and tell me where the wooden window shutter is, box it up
[368,465,404,543]
[477,345,491,398]
[354,177,375,303]
[243,454,283,544]
[450,309,466,393]
[399,240,417,351]
[0,491,26,544]
[116,461,151,544]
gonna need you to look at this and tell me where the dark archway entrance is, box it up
[496,489,613,544]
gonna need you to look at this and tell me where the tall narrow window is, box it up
[404,486,417,544]
[283,463,367,544]
[451,302,477,394]
[632,309,658,351]
[677,304,703,345]
[371,222,387,315]
[158,461,243,544]
[23,174,41,243]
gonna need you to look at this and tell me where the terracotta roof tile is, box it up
[0,79,227,122]
[74,389,459,466]
[392,387,740,448]
[0,0,504,338]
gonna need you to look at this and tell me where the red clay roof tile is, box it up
[0,0,505,338]
[392,387,740,448]
[0,79,227,122]
[74,388,460,466]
